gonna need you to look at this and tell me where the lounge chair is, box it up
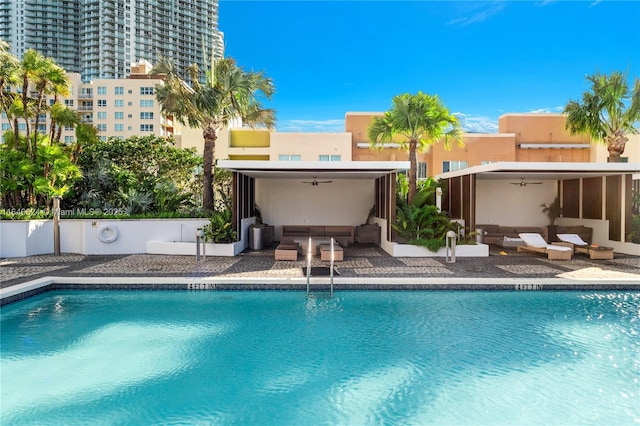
[516,233,572,260]
[557,234,614,259]
[556,233,589,252]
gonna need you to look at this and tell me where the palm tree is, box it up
[564,71,640,162]
[368,92,463,204]
[151,55,275,211]
[0,40,21,143]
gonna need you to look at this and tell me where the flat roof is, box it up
[217,160,410,179]
[436,161,640,181]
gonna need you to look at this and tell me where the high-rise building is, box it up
[0,0,223,82]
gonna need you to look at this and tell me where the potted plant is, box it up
[540,196,561,241]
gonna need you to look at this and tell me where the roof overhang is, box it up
[217,160,410,180]
[436,162,640,181]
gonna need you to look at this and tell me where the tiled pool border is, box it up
[2,276,640,306]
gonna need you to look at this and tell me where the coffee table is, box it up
[575,245,614,260]
[293,238,332,256]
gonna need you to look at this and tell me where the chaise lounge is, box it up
[516,233,573,260]
[557,234,614,260]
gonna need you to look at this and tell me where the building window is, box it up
[114,86,124,95]
[97,124,107,132]
[114,99,124,107]
[140,124,154,132]
[418,162,427,180]
[319,155,341,161]
[97,86,107,95]
[97,111,107,120]
[114,112,124,120]
[140,112,154,120]
[64,136,74,144]
[64,99,74,107]
[140,87,154,95]
[64,126,74,131]
[99,136,108,141]
[97,99,107,107]
[442,161,468,173]
[114,124,124,132]
[480,161,495,165]
[140,99,153,108]
[2,123,11,131]
[279,154,301,161]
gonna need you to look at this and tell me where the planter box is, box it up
[146,241,243,257]
[0,218,252,257]
[389,242,489,257]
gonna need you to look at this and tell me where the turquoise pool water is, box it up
[1,290,639,425]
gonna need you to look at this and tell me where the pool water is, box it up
[1,290,639,425]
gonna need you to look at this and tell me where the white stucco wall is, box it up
[255,178,375,233]
[475,179,557,227]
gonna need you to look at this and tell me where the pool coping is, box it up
[2,275,640,305]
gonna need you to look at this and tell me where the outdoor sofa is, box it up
[280,225,355,247]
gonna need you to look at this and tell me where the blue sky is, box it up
[219,1,640,133]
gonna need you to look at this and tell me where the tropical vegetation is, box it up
[563,71,639,162]
[151,53,276,211]
[368,92,463,204]
[392,174,460,251]
[0,45,85,210]
[67,135,204,215]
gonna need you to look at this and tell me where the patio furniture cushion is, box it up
[275,243,299,261]
[517,233,572,260]
[319,244,343,262]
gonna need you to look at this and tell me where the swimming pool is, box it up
[1,290,638,425]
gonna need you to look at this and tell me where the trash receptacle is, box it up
[251,226,263,251]
[475,228,484,244]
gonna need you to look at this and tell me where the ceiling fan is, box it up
[511,177,543,187]
[302,176,333,186]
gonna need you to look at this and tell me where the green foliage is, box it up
[1,132,81,209]
[368,91,463,204]
[540,196,561,225]
[628,214,640,244]
[202,208,237,243]
[151,55,276,211]
[563,71,640,162]
[392,174,458,251]
[68,135,203,215]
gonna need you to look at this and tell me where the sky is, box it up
[219,1,640,133]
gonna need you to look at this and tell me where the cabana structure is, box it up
[436,162,640,255]
[217,160,408,249]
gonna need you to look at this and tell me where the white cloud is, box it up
[454,113,499,133]
[448,2,508,26]
[277,119,345,133]
[528,106,564,114]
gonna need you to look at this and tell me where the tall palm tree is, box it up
[564,71,640,162]
[368,92,463,204]
[0,40,21,143]
[151,55,276,211]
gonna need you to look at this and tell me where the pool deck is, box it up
[2,244,639,304]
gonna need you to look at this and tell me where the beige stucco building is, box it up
[0,61,202,148]
[213,112,639,177]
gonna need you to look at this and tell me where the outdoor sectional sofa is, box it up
[280,225,355,247]
[477,225,547,246]
[477,224,593,247]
